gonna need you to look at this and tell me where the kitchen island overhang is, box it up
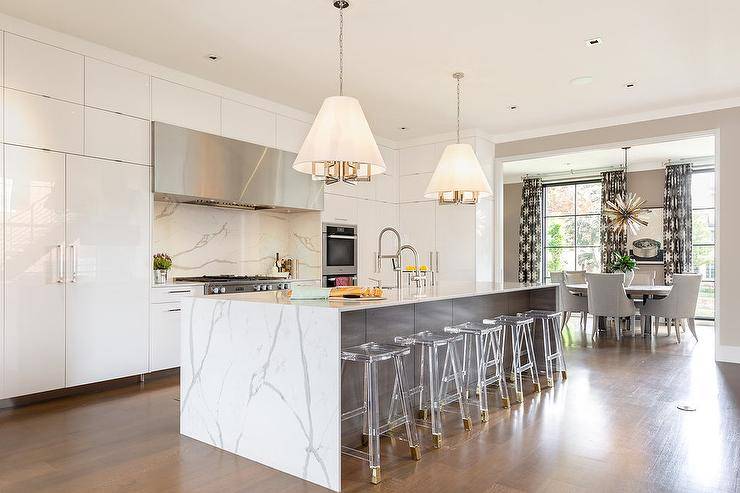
[180,282,557,491]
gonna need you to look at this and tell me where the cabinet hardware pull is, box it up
[168,290,190,294]
[57,244,64,283]
[167,308,182,312]
[70,245,78,283]
[327,234,356,239]
[436,251,440,273]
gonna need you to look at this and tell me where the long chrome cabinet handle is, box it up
[436,251,440,273]
[57,244,64,283]
[70,245,77,283]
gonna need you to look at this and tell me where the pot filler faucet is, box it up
[375,227,423,288]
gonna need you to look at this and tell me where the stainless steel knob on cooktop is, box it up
[254,285,261,291]
[267,284,274,291]
[219,286,226,293]
[211,287,220,294]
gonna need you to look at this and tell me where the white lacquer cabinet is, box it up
[4,33,84,103]
[84,58,151,119]
[275,115,310,153]
[4,89,84,154]
[322,193,357,225]
[221,98,276,148]
[435,203,476,282]
[84,107,150,165]
[357,200,399,286]
[65,156,150,386]
[151,78,221,134]
[4,146,67,397]
[399,201,437,269]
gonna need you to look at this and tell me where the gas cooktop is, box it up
[175,275,291,294]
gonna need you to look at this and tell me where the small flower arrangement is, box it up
[153,253,173,271]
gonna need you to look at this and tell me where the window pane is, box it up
[691,172,715,209]
[692,209,715,244]
[546,247,575,273]
[576,183,601,214]
[576,215,600,246]
[546,185,575,216]
[696,281,715,318]
[692,246,715,281]
[546,217,575,247]
[576,247,601,272]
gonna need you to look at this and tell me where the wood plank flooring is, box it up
[0,320,738,493]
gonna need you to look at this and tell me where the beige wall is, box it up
[496,106,737,358]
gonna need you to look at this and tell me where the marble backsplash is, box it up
[153,201,321,279]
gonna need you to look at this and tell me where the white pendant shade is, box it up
[293,95,385,177]
[424,143,492,199]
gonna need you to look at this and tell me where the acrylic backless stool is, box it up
[341,342,422,484]
[522,309,567,387]
[394,331,472,448]
[484,315,541,403]
[443,321,510,422]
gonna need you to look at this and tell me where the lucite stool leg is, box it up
[417,347,428,420]
[365,362,381,484]
[512,325,524,403]
[474,333,489,422]
[541,318,554,388]
[490,329,510,408]
[448,342,473,431]
[393,354,422,461]
[428,345,443,448]
[553,317,567,379]
[524,323,542,393]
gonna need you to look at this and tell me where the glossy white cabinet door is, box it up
[84,107,150,165]
[4,89,84,154]
[400,173,434,203]
[435,203,476,282]
[399,201,436,269]
[221,98,276,147]
[375,146,399,204]
[322,193,357,225]
[5,33,84,103]
[151,78,220,134]
[65,156,150,386]
[357,199,399,287]
[150,302,181,371]
[275,115,310,153]
[4,145,66,397]
[399,144,438,175]
[84,58,150,119]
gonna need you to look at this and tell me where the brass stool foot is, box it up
[481,410,489,422]
[501,397,511,409]
[516,391,524,403]
[417,409,429,420]
[561,370,568,380]
[410,445,422,461]
[370,466,381,484]
[546,378,554,388]
[463,417,473,431]
[533,382,541,393]
[432,434,442,449]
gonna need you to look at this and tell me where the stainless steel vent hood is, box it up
[152,122,324,211]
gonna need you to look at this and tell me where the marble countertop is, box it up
[197,281,556,312]
[152,277,320,288]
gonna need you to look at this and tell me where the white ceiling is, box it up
[1,1,739,141]
[502,135,715,183]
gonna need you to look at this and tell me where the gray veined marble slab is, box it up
[180,297,341,491]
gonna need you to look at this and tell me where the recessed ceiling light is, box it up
[205,54,221,62]
[586,37,603,46]
[625,82,636,88]
[508,105,518,110]
[399,126,408,131]
[570,76,594,86]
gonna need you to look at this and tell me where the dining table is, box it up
[565,283,672,334]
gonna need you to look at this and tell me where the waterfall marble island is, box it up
[179,281,557,491]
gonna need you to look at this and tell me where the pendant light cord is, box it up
[456,76,461,144]
[338,2,344,96]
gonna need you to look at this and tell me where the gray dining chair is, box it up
[564,270,587,284]
[551,271,588,331]
[640,273,702,343]
[585,273,637,341]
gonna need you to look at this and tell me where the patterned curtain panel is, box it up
[600,170,627,271]
[664,163,692,284]
[518,177,543,282]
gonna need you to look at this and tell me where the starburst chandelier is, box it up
[603,147,648,235]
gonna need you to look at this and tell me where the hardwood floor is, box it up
[0,320,738,493]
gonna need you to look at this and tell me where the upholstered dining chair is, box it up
[640,273,702,343]
[585,273,637,341]
[564,270,587,284]
[551,271,588,331]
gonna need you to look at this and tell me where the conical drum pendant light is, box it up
[293,0,385,184]
[424,73,492,205]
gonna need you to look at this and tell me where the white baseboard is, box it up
[716,345,740,364]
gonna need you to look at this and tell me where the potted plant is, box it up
[610,253,638,287]
[153,253,173,285]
